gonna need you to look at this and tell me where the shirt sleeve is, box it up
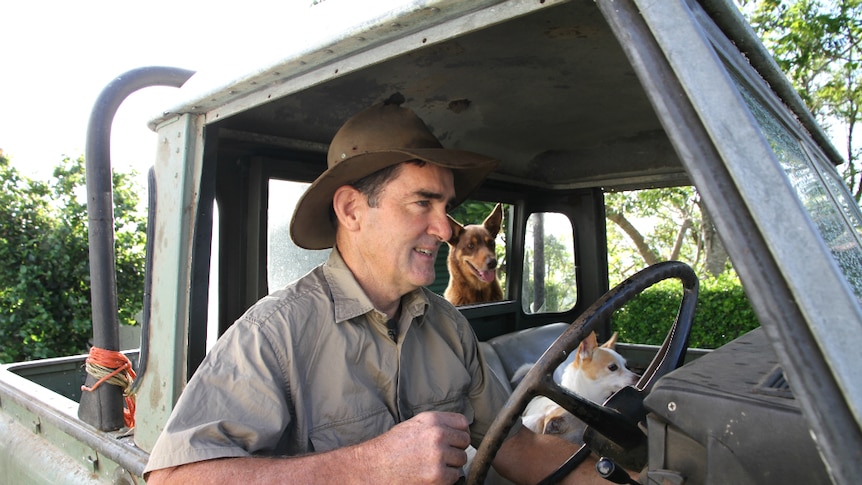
[144,318,292,474]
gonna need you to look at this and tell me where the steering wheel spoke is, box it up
[551,385,644,450]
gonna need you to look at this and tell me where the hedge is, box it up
[612,272,760,349]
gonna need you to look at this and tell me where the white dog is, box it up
[520,332,639,443]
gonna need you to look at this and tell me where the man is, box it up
[145,98,604,484]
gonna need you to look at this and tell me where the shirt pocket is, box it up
[308,406,395,452]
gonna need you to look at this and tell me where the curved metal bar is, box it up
[128,167,158,396]
[79,66,195,431]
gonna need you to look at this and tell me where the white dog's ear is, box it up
[521,413,544,433]
[543,415,570,435]
[601,332,619,349]
[577,332,599,362]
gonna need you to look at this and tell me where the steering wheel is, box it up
[467,261,699,484]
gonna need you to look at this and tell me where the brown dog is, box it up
[444,203,504,305]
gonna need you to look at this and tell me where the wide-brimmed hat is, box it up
[290,98,499,249]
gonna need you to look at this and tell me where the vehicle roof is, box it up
[149,0,842,192]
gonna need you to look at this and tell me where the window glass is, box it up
[268,179,330,291]
[522,212,577,313]
[738,80,862,300]
[207,201,220,353]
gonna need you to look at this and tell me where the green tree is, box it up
[0,154,145,363]
[605,2,860,342]
[608,2,860,280]
[606,187,729,284]
[613,272,760,349]
[523,227,577,312]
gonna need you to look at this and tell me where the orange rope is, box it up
[81,347,137,429]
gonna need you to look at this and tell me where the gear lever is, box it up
[596,457,639,484]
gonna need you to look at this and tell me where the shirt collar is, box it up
[323,248,430,325]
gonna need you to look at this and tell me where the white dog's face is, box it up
[520,332,640,444]
[561,332,639,404]
[572,346,639,403]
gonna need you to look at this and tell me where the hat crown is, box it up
[291,100,498,250]
[327,102,443,168]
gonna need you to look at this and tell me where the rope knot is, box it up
[81,347,137,429]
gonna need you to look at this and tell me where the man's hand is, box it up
[146,411,472,485]
[493,427,640,485]
[362,411,471,484]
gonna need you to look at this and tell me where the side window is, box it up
[522,212,577,314]
[268,179,329,291]
[207,200,220,352]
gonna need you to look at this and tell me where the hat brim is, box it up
[290,148,499,250]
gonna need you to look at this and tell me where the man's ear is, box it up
[332,185,364,232]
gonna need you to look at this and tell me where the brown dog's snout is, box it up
[488,258,498,269]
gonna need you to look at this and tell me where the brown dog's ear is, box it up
[447,215,465,244]
[483,203,503,237]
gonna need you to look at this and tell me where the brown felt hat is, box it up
[289,99,499,249]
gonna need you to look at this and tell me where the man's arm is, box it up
[147,411,471,485]
[493,426,611,485]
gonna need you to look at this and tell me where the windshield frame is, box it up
[600,0,862,480]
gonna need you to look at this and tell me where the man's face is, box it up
[356,162,456,296]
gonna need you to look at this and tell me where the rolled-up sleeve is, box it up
[144,318,292,474]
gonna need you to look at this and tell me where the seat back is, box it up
[479,322,571,393]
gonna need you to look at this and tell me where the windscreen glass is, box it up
[738,81,862,301]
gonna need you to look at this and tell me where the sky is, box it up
[2,1,852,188]
[0,0,402,186]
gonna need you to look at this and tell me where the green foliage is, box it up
[605,187,756,347]
[606,187,726,282]
[538,233,577,311]
[0,154,145,363]
[612,272,760,349]
[521,213,577,313]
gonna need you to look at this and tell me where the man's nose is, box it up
[431,208,452,242]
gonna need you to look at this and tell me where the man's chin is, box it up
[410,271,436,290]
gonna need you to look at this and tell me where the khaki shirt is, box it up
[144,249,512,473]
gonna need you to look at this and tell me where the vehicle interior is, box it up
[158,1,838,483]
